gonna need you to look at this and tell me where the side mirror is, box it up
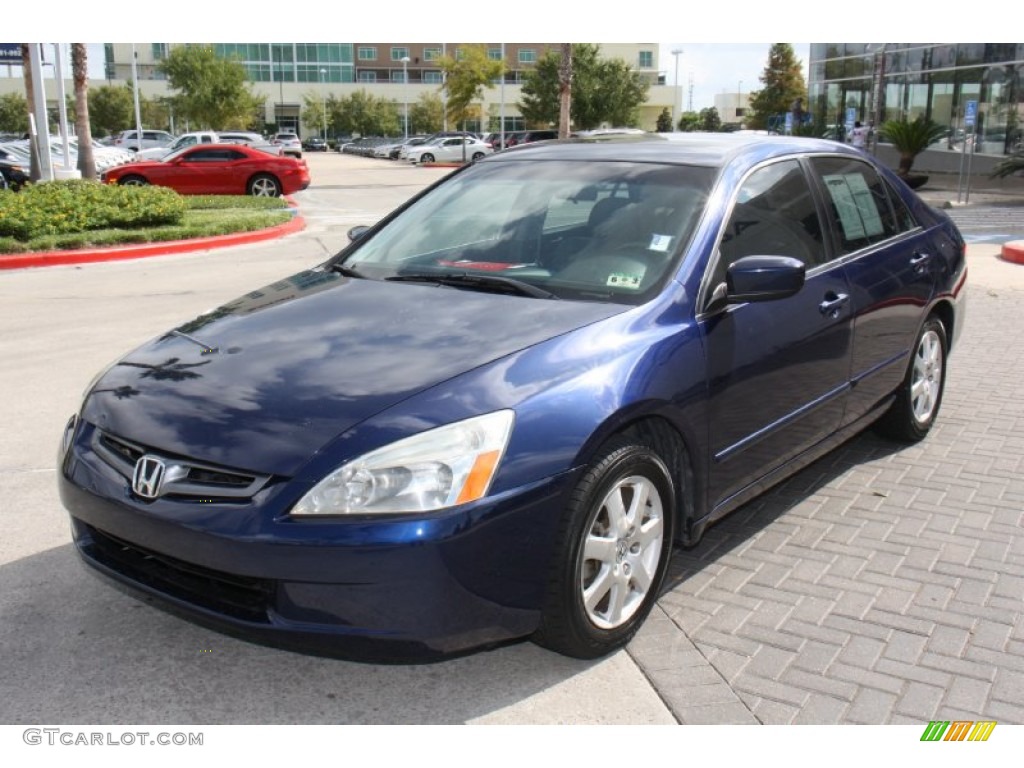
[347,225,371,242]
[726,255,805,303]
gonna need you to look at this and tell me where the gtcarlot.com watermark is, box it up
[23,728,203,747]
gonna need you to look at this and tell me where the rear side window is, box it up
[811,157,902,256]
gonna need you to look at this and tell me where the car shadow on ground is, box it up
[0,543,622,724]
[661,427,912,595]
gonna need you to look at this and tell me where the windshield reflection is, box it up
[340,160,712,305]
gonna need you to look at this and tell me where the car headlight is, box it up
[291,410,515,516]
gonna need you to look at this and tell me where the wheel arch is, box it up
[928,298,957,352]
[577,412,703,547]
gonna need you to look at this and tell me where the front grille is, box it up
[91,428,271,501]
[82,524,273,623]
[99,433,143,465]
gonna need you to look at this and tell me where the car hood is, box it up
[82,269,626,476]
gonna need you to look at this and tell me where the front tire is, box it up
[875,316,947,442]
[533,438,676,659]
[248,173,281,197]
[117,175,148,186]
[420,152,435,164]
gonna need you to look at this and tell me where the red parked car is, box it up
[101,144,310,197]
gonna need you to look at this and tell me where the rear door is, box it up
[808,157,939,425]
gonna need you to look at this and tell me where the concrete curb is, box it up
[1002,240,1024,265]
[0,203,306,272]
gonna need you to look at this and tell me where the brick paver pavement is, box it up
[630,253,1024,724]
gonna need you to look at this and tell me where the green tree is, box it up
[880,116,946,177]
[158,45,261,129]
[301,90,328,138]
[699,107,722,132]
[656,108,673,132]
[0,92,29,134]
[746,43,807,130]
[329,91,400,137]
[439,45,503,131]
[88,85,134,137]
[519,44,649,130]
[677,111,701,132]
[410,92,444,135]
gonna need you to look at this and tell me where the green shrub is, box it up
[0,180,186,240]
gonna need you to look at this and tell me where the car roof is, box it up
[489,132,857,169]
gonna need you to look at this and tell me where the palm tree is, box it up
[71,44,96,180]
[558,43,572,139]
[879,115,946,178]
[990,149,1024,179]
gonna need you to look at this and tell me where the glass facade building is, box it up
[809,43,1024,156]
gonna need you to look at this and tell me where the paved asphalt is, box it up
[1,153,1022,728]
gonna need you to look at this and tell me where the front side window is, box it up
[810,157,902,256]
[711,159,827,290]
[339,161,713,305]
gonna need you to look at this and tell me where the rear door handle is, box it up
[910,251,932,275]
[819,292,849,318]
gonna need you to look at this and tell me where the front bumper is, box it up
[59,420,577,661]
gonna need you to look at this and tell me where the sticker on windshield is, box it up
[606,271,644,289]
[648,234,673,252]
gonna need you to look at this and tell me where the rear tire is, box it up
[248,174,281,197]
[874,316,947,442]
[533,437,676,659]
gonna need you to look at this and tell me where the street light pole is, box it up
[401,56,410,140]
[319,68,327,142]
[671,48,683,131]
[737,80,743,123]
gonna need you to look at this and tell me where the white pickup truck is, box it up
[133,131,290,161]
[134,131,220,161]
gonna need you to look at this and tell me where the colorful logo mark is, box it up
[921,721,996,742]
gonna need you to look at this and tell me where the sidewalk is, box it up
[913,169,1024,208]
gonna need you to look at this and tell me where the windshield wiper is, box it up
[328,263,365,278]
[386,272,559,300]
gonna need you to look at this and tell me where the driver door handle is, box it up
[819,292,849,318]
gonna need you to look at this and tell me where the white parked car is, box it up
[112,129,175,152]
[406,137,493,164]
[272,133,302,158]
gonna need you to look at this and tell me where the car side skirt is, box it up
[686,400,892,545]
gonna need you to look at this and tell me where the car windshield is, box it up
[337,159,714,305]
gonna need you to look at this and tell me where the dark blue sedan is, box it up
[58,134,966,660]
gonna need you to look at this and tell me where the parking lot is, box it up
[1,152,1022,725]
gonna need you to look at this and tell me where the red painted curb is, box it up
[0,213,306,271]
[1001,240,1024,265]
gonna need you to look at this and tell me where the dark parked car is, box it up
[303,136,329,152]
[0,156,30,191]
[60,134,965,661]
